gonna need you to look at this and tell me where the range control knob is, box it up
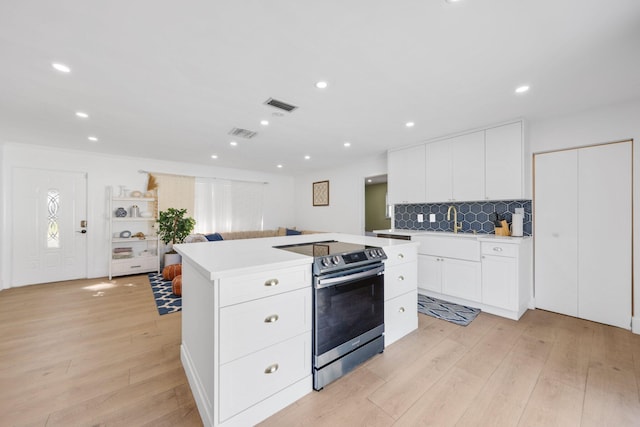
[369,250,377,258]
[332,255,341,265]
[321,258,330,267]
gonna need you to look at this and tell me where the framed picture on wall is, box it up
[312,180,329,206]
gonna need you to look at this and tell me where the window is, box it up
[194,178,265,233]
[47,189,60,248]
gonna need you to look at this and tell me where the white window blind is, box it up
[194,178,265,233]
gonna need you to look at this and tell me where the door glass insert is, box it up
[47,189,60,248]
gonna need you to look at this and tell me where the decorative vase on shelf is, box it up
[115,207,127,217]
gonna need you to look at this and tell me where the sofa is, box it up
[184,227,321,243]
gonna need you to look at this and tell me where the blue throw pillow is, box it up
[286,228,302,235]
[205,232,224,241]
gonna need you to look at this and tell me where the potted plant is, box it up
[157,208,196,266]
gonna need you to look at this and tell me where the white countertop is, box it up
[373,229,531,243]
[174,232,419,280]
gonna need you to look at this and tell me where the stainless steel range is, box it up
[276,240,387,390]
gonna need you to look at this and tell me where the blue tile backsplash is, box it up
[394,200,532,236]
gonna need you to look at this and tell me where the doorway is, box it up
[11,168,88,286]
[364,174,390,236]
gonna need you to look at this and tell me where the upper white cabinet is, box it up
[388,120,524,205]
[426,132,484,203]
[388,144,426,204]
[485,122,523,200]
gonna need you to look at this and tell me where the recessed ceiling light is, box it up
[88,136,98,142]
[304,155,311,160]
[445,0,462,3]
[277,164,283,168]
[405,122,415,128]
[230,141,238,146]
[515,85,530,94]
[315,81,328,89]
[52,62,71,73]
[260,120,269,126]
[344,142,351,147]
[75,111,89,118]
[211,154,218,159]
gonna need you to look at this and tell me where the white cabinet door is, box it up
[578,142,631,329]
[425,139,452,202]
[481,255,517,310]
[451,131,485,201]
[442,258,481,302]
[485,122,523,200]
[417,254,442,293]
[534,149,579,317]
[388,145,426,204]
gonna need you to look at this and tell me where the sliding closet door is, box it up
[534,150,579,317]
[578,142,631,329]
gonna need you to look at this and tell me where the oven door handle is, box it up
[316,264,384,288]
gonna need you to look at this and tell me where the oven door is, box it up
[314,263,384,367]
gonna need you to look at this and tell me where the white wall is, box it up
[527,98,640,332]
[293,153,387,235]
[0,143,295,288]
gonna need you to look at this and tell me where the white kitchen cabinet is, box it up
[425,139,452,203]
[383,244,418,346]
[107,186,159,279]
[485,122,524,200]
[426,131,485,202]
[481,239,532,319]
[388,145,426,204]
[417,255,442,293]
[180,261,312,427]
[442,257,481,302]
[534,141,632,329]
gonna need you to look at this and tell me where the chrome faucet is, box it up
[447,205,463,233]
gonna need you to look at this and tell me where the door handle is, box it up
[76,230,87,234]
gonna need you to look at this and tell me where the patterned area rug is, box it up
[417,294,480,326]
[148,273,181,315]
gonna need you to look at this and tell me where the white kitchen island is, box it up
[174,233,418,427]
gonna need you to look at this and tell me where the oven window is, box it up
[315,273,384,357]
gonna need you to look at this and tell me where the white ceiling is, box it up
[1,1,639,175]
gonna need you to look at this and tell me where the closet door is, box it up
[534,150,578,317]
[578,142,631,329]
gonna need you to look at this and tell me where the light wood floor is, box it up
[2,276,640,426]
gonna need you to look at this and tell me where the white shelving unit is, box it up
[108,186,160,279]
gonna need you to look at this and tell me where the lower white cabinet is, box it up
[416,234,532,321]
[383,243,419,346]
[219,333,311,422]
[480,239,532,319]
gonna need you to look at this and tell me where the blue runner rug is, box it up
[417,294,480,326]
[148,273,181,315]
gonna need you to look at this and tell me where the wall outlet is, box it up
[515,207,524,214]
[417,214,424,223]
[429,213,436,223]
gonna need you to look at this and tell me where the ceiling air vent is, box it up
[228,127,257,139]
[264,98,298,113]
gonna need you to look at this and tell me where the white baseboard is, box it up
[632,317,640,335]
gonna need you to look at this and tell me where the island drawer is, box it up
[219,287,312,364]
[219,332,311,422]
[219,265,310,306]
[383,245,417,266]
[385,290,418,346]
[384,263,417,301]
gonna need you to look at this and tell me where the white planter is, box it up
[164,252,182,267]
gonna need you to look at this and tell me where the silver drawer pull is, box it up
[397,275,405,281]
[399,307,405,313]
[264,279,279,287]
[398,253,404,259]
[492,247,503,252]
[130,265,141,268]
[264,314,279,323]
[264,363,279,374]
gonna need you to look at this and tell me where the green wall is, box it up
[365,183,391,232]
